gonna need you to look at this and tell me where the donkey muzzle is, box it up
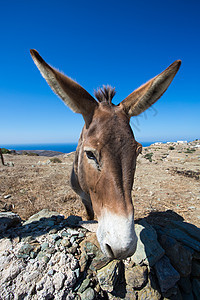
[96,210,137,260]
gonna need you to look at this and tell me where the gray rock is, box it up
[178,276,192,294]
[51,234,60,241]
[125,265,148,289]
[170,221,200,242]
[80,287,95,300]
[155,226,200,252]
[18,243,33,256]
[131,220,165,266]
[6,161,14,167]
[41,242,49,251]
[61,231,71,238]
[154,255,180,294]
[78,232,85,238]
[192,278,200,299]
[181,291,194,300]
[157,233,192,277]
[66,215,82,226]
[79,251,89,273]
[1,261,24,282]
[70,235,77,244]
[0,238,12,253]
[53,272,65,291]
[137,279,162,300]
[97,260,121,292]
[79,220,98,232]
[78,277,90,293]
[67,228,79,236]
[191,260,200,277]
[119,286,137,300]
[61,238,71,248]
[23,209,63,225]
[37,251,50,263]
[0,212,21,233]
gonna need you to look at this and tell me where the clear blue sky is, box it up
[1,0,200,145]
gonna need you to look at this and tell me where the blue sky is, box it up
[1,0,200,145]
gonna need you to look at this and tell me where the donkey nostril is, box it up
[105,243,114,258]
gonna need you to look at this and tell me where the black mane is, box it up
[94,85,116,104]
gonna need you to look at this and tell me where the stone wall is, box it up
[0,210,200,299]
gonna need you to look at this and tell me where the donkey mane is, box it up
[94,85,116,104]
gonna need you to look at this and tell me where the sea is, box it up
[1,142,156,153]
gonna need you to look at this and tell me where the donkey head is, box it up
[30,49,181,259]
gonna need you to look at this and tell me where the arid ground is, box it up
[0,140,200,227]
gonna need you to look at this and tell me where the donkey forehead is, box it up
[85,104,136,149]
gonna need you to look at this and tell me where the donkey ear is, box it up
[119,60,181,118]
[30,49,98,125]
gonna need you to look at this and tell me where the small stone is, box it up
[68,245,78,254]
[70,236,77,244]
[78,232,85,238]
[61,238,71,248]
[0,238,12,253]
[61,231,71,238]
[67,228,79,236]
[154,255,180,294]
[48,269,54,276]
[0,212,21,232]
[51,234,60,241]
[37,252,50,263]
[123,285,137,300]
[97,260,121,292]
[18,243,33,255]
[125,265,148,289]
[53,272,65,291]
[41,242,49,251]
[23,209,63,225]
[43,255,50,264]
[74,268,80,279]
[55,239,61,246]
[4,194,11,199]
[80,287,95,300]
[6,161,14,167]
[46,247,56,255]
[78,278,90,293]
[49,228,58,234]
[79,252,89,273]
[30,251,37,259]
[66,215,82,226]
[137,279,161,300]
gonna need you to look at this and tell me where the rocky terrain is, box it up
[0,140,200,299]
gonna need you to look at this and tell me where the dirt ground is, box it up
[0,140,200,227]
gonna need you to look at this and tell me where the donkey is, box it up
[30,49,181,259]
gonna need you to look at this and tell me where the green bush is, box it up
[144,152,153,162]
[50,157,62,163]
[27,152,39,156]
[1,148,11,154]
[168,146,175,150]
[185,148,196,154]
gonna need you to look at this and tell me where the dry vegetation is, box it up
[0,141,200,227]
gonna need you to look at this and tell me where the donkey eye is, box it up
[85,151,97,161]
